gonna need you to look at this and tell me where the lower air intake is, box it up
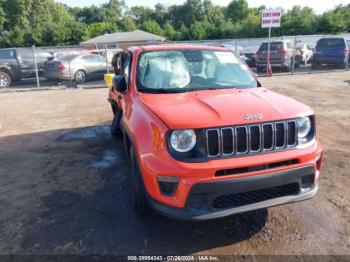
[213,183,300,209]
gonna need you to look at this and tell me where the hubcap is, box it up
[76,71,86,83]
[0,75,9,87]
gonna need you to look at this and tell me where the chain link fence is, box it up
[1,33,350,91]
[0,43,120,91]
[176,33,350,77]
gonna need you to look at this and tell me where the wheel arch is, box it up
[74,69,87,77]
[0,67,13,80]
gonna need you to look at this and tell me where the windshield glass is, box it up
[137,49,257,93]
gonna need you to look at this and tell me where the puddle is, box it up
[60,125,110,141]
[91,150,120,169]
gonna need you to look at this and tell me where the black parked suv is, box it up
[0,48,53,88]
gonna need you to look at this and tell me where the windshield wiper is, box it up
[138,88,190,94]
[193,86,236,91]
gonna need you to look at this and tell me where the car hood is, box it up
[138,87,313,129]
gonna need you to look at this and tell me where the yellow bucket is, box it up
[104,73,115,88]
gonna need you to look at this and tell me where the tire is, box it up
[111,106,123,137]
[74,70,87,84]
[0,71,11,88]
[130,145,150,214]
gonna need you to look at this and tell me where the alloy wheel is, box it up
[0,74,9,88]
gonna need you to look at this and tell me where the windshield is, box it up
[137,49,257,93]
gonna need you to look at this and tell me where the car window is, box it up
[259,42,284,51]
[17,49,34,60]
[82,55,104,62]
[0,50,16,59]
[137,49,257,92]
[317,38,345,48]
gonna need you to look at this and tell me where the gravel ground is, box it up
[0,71,349,256]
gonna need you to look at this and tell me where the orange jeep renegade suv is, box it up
[108,45,323,221]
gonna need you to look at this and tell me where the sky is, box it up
[57,0,350,15]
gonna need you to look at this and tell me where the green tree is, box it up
[238,12,264,38]
[120,16,136,31]
[280,6,317,35]
[0,6,5,31]
[87,22,111,38]
[163,21,176,40]
[317,6,348,33]
[127,6,153,25]
[70,6,104,24]
[141,20,163,36]
[226,0,249,23]
[3,26,25,47]
[103,0,125,26]
[179,24,190,40]
[24,26,43,46]
[2,0,32,29]
[190,21,207,40]
[153,3,167,26]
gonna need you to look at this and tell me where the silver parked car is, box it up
[44,54,111,83]
[256,40,299,72]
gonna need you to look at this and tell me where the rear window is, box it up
[0,50,16,59]
[317,38,345,48]
[258,42,284,51]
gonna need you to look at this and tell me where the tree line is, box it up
[1,0,350,47]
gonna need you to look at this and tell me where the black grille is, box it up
[213,183,300,209]
[236,127,248,153]
[275,123,286,148]
[215,159,299,176]
[206,120,297,158]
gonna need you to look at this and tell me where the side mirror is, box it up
[113,75,127,93]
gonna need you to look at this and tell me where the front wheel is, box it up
[74,70,87,84]
[130,145,150,214]
[0,71,11,88]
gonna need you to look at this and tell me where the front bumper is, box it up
[148,166,317,221]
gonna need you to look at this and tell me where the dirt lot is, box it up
[0,71,349,256]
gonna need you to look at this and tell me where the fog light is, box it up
[157,176,179,196]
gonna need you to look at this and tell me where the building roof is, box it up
[81,30,166,45]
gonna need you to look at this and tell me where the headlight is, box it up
[170,129,196,153]
[296,116,312,144]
